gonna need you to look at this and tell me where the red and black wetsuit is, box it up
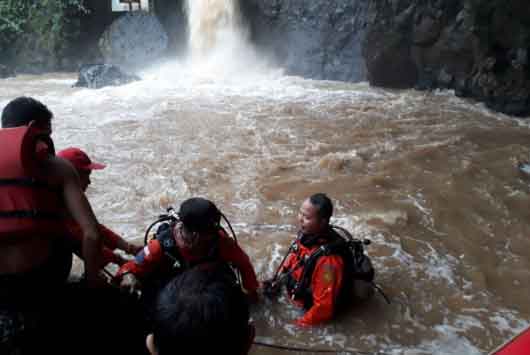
[116,226,259,301]
[281,229,346,326]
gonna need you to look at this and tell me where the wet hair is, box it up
[309,193,333,222]
[152,266,250,355]
[1,96,53,128]
[178,197,221,233]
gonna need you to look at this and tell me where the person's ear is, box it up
[146,333,158,355]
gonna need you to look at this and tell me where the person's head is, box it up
[298,193,333,235]
[147,266,254,355]
[1,97,53,133]
[174,197,221,251]
[57,147,106,191]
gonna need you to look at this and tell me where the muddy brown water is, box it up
[1,70,529,354]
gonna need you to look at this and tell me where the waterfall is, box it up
[186,0,248,59]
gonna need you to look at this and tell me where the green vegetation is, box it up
[0,0,87,66]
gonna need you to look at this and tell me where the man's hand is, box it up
[119,273,141,296]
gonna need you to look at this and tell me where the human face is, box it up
[297,198,326,235]
[174,222,214,257]
[174,222,198,248]
[78,170,91,192]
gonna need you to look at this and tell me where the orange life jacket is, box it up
[0,125,65,240]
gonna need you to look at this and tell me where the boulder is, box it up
[99,12,169,68]
[74,64,140,89]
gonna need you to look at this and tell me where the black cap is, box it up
[178,198,221,233]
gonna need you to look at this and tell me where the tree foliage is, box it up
[0,0,28,44]
[0,0,87,64]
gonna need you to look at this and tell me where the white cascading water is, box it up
[186,0,246,56]
[183,0,269,78]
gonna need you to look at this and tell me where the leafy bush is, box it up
[0,0,29,46]
[0,0,87,65]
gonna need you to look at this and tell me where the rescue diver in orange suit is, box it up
[58,147,141,267]
[115,197,259,303]
[265,193,345,326]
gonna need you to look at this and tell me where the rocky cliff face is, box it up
[243,0,370,82]
[244,0,530,117]
[363,0,530,116]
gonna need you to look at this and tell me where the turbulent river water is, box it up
[2,1,530,353]
[2,63,529,354]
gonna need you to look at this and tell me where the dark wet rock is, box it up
[74,64,140,89]
[412,12,442,46]
[361,0,530,116]
[99,11,169,68]
[454,77,470,98]
[0,64,15,79]
[247,0,530,116]
[364,28,418,88]
[415,68,435,91]
[437,68,454,88]
[243,0,370,82]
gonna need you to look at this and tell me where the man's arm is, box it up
[116,238,164,280]
[218,235,259,301]
[99,224,141,255]
[65,220,128,266]
[57,158,103,286]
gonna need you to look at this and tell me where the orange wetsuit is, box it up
[281,231,345,326]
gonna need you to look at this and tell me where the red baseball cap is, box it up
[57,147,106,171]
